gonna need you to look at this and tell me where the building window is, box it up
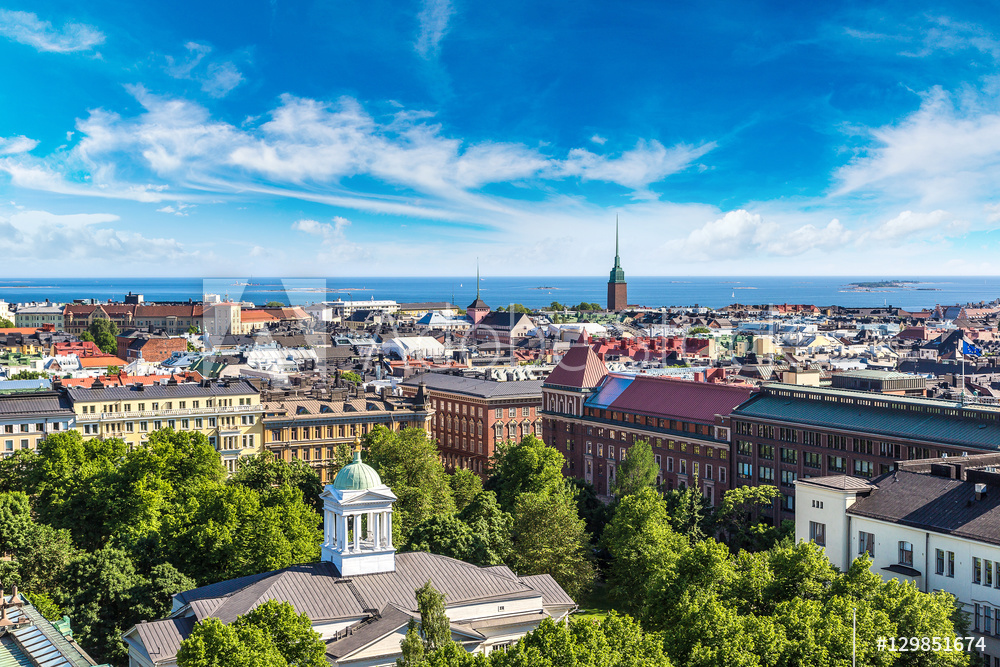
[975,557,984,584]
[780,469,797,487]
[508,408,516,418]
[758,466,774,482]
[898,542,913,567]
[781,494,794,512]
[809,521,826,546]
[989,560,995,588]
[780,447,798,464]
[737,462,751,478]
[758,443,774,460]
[680,459,687,475]
[705,463,713,480]
[859,531,875,557]
[667,457,674,472]
[936,549,945,575]
[720,467,726,484]
[948,551,955,578]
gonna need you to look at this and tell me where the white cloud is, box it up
[291,216,367,261]
[864,209,963,246]
[679,209,852,260]
[834,86,1000,208]
[414,0,454,59]
[590,134,607,145]
[165,42,244,98]
[0,9,104,53]
[0,209,192,264]
[0,135,37,155]
[556,139,716,190]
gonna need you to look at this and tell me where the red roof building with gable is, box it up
[542,349,757,499]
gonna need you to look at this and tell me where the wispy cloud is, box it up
[0,9,104,53]
[414,0,454,59]
[0,88,710,216]
[0,135,37,155]
[291,216,368,261]
[165,42,245,98]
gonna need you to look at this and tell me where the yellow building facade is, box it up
[66,378,264,473]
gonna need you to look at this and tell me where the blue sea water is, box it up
[0,276,997,311]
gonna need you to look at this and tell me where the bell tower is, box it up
[607,217,627,312]
[321,441,398,576]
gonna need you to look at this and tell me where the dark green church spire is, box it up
[609,216,625,283]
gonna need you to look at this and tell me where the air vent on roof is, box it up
[976,483,988,501]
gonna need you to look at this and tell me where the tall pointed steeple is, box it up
[467,259,490,324]
[607,217,627,311]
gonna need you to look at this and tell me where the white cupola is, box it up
[320,443,398,576]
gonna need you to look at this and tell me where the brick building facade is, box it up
[400,374,543,474]
[730,383,1000,524]
[542,346,754,503]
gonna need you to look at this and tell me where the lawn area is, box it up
[573,580,615,623]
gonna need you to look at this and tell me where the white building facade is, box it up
[796,458,1000,666]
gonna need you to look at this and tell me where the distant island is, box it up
[846,280,919,289]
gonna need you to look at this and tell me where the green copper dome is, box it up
[333,450,382,490]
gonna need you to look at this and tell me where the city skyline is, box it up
[1,1,1000,277]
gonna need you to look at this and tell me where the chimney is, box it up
[976,483,988,501]
[0,604,11,628]
[9,585,22,606]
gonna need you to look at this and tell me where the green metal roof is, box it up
[734,390,1000,450]
[332,450,382,490]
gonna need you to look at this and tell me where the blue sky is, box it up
[1,0,1000,277]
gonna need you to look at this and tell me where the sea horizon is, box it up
[1,276,999,311]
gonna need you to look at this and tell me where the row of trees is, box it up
[0,430,323,664]
[366,429,594,599]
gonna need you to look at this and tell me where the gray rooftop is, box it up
[848,470,1000,546]
[734,385,1000,450]
[138,552,568,663]
[65,379,259,403]
[0,391,74,418]
[402,373,543,400]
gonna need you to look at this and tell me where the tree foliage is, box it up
[487,434,565,513]
[229,451,323,512]
[9,370,45,380]
[448,468,483,513]
[416,580,452,653]
[511,489,594,599]
[611,438,657,499]
[0,317,13,328]
[88,318,120,354]
[364,426,455,543]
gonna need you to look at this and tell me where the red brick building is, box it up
[401,374,543,474]
[542,346,756,503]
[116,332,189,363]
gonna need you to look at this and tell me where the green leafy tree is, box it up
[230,451,323,512]
[449,469,483,512]
[341,371,363,383]
[416,580,452,653]
[713,485,780,552]
[511,490,594,599]
[161,483,321,586]
[0,449,37,494]
[79,332,95,343]
[487,435,565,513]
[601,487,686,616]
[106,365,120,375]
[611,438,657,499]
[235,600,327,667]
[186,324,200,335]
[88,318,120,354]
[405,514,478,562]
[26,591,63,621]
[9,370,46,380]
[0,317,13,328]
[265,301,286,308]
[549,301,565,311]
[59,546,193,665]
[364,426,455,543]
[663,485,713,542]
[457,491,513,566]
[687,326,711,335]
[397,619,427,667]
[177,618,286,667]
[565,478,612,544]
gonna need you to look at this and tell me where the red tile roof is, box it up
[77,356,129,368]
[544,346,608,389]
[608,375,756,423]
[60,371,204,388]
[240,310,279,323]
